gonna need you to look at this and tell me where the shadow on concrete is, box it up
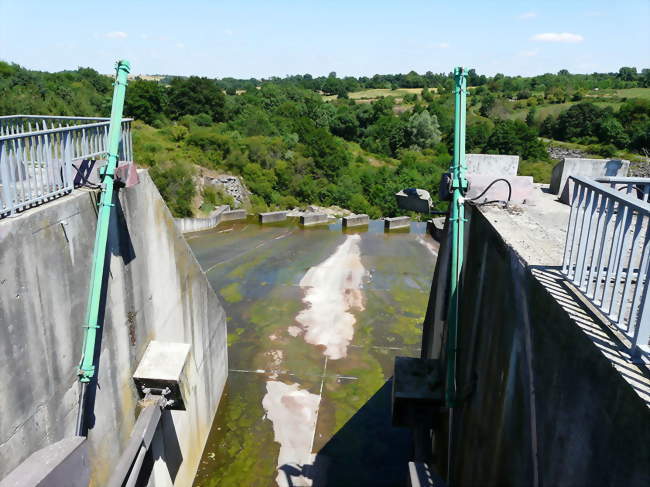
[111,195,136,265]
[530,265,650,407]
[277,378,412,487]
[78,188,136,435]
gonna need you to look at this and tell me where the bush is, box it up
[518,161,553,184]
[150,161,196,217]
[203,185,234,208]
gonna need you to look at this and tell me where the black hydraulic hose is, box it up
[467,177,512,204]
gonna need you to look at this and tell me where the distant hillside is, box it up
[2,60,648,217]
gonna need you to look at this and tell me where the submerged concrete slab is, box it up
[259,211,287,224]
[221,209,247,222]
[342,214,369,228]
[300,213,328,226]
[550,158,629,202]
[466,153,519,176]
[385,216,410,230]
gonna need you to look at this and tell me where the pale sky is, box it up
[1,0,648,78]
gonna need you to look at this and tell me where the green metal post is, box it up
[446,67,468,408]
[77,60,130,384]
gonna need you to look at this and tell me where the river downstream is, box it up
[189,218,437,487]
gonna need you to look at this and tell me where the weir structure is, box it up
[0,63,648,487]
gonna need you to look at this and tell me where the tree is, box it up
[124,80,167,125]
[479,93,496,117]
[617,67,638,82]
[406,110,441,150]
[594,117,629,148]
[555,102,602,140]
[167,76,226,122]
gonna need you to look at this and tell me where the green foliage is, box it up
[203,185,235,208]
[150,161,196,217]
[406,110,441,150]
[167,76,226,122]
[124,79,166,125]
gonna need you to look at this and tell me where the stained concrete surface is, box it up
[426,190,650,486]
[189,219,438,486]
[0,171,228,485]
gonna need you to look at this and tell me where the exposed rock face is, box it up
[205,175,250,208]
[547,145,587,161]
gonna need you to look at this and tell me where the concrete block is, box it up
[258,211,287,224]
[427,218,446,241]
[550,158,629,202]
[466,153,519,176]
[395,188,433,214]
[466,175,535,204]
[384,216,410,230]
[221,209,247,222]
[133,341,191,411]
[300,213,329,226]
[0,437,89,487]
[342,214,369,228]
[392,356,443,428]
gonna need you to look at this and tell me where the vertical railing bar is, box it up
[586,194,609,298]
[576,190,598,289]
[615,213,644,327]
[601,200,626,311]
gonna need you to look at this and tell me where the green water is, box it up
[189,218,437,487]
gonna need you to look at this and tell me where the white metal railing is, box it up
[596,176,650,203]
[0,115,133,218]
[562,176,650,359]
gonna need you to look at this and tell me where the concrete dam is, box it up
[1,69,649,486]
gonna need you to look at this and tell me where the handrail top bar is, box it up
[570,175,650,214]
[595,176,650,183]
[0,114,134,121]
[0,119,132,142]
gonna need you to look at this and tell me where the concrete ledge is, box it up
[342,214,369,228]
[174,205,229,233]
[221,209,247,222]
[0,437,89,487]
[300,213,328,226]
[385,216,410,230]
[258,211,287,224]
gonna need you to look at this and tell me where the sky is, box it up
[0,0,648,78]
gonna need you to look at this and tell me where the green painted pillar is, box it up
[78,60,130,383]
[446,67,468,408]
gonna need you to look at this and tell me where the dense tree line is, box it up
[538,100,650,155]
[2,60,648,217]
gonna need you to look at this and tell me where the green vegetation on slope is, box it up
[2,60,649,212]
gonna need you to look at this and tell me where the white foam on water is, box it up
[294,234,366,360]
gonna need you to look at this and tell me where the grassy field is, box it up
[324,87,427,103]
[507,101,621,122]
[348,88,424,100]
[585,87,650,100]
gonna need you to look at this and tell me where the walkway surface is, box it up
[188,218,438,487]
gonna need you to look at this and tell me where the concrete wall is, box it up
[466,154,519,176]
[0,171,228,485]
[550,158,630,197]
[425,206,649,486]
[174,205,229,234]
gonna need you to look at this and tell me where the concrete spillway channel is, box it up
[188,218,438,486]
